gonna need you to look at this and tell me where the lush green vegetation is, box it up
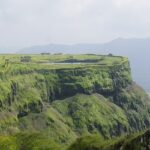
[0,54,149,149]
[0,132,61,150]
[68,130,150,150]
[0,54,125,64]
[0,128,150,150]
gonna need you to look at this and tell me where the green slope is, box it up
[68,130,150,150]
[0,133,61,150]
[1,91,150,150]
[0,54,149,149]
[52,94,129,138]
[17,87,150,148]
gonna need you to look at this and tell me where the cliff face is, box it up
[0,59,131,117]
[0,55,149,148]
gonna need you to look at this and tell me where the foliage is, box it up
[68,130,150,150]
[0,54,148,149]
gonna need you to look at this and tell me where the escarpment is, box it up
[0,56,132,113]
[0,54,149,148]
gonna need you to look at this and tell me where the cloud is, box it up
[0,0,150,50]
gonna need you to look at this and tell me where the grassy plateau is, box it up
[0,54,149,149]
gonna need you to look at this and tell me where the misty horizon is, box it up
[1,36,150,53]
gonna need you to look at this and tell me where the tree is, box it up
[20,56,32,62]
[108,53,113,56]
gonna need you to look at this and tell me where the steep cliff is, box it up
[0,54,149,149]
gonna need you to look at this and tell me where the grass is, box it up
[0,129,148,150]
[0,132,61,150]
[52,94,129,138]
[68,130,150,150]
[0,54,148,149]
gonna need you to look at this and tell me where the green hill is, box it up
[0,54,149,149]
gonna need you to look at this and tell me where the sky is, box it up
[0,0,150,51]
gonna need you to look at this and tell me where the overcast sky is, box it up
[0,0,150,51]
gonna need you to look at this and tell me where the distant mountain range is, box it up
[17,37,150,54]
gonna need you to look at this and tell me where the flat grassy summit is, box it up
[0,54,127,72]
[0,54,149,150]
[0,53,125,63]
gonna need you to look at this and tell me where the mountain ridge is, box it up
[0,54,149,149]
[17,37,150,54]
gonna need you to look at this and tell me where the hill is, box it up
[0,54,149,149]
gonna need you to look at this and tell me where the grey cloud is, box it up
[0,0,150,51]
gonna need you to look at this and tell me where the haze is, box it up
[1,0,150,52]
